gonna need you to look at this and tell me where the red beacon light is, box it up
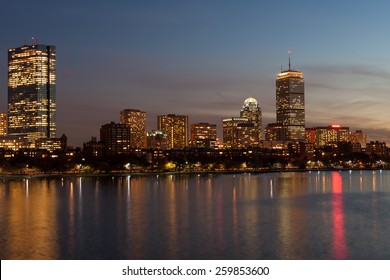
[331,124,341,128]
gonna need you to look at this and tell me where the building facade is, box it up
[100,122,130,155]
[147,130,169,150]
[120,109,146,148]
[275,64,305,141]
[8,44,56,143]
[223,117,258,148]
[190,123,217,148]
[83,137,105,157]
[265,123,286,141]
[305,127,316,144]
[366,141,386,156]
[240,97,262,143]
[35,138,63,153]
[0,113,7,136]
[157,114,188,149]
[351,130,367,148]
[315,125,350,147]
[0,136,29,151]
[240,97,263,142]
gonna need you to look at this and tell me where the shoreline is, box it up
[0,167,387,179]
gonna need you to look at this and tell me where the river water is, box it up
[1,170,390,259]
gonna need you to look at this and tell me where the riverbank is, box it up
[0,167,388,179]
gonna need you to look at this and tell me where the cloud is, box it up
[304,64,390,80]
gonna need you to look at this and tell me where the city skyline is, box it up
[2,1,390,146]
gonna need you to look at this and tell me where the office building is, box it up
[100,122,130,155]
[157,114,188,149]
[190,123,217,148]
[0,136,29,151]
[366,141,386,156]
[120,109,146,148]
[275,56,305,141]
[0,113,7,136]
[240,97,262,143]
[223,117,257,148]
[265,123,286,141]
[8,44,56,143]
[315,125,350,147]
[35,138,63,153]
[305,127,316,144]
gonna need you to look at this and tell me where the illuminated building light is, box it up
[8,44,56,143]
[120,109,147,149]
[157,114,188,149]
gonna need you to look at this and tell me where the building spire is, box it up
[288,50,291,70]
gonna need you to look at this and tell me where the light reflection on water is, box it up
[1,171,390,259]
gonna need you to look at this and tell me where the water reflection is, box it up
[1,171,390,259]
[331,172,347,259]
[1,179,59,259]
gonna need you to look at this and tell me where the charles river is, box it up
[1,170,390,260]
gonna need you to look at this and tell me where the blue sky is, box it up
[1,0,390,146]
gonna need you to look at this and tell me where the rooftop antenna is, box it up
[288,50,291,70]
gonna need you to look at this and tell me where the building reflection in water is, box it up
[331,172,347,259]
[3,171,390,259]
[0,179,59,259]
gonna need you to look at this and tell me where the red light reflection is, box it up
[331,172,347,259]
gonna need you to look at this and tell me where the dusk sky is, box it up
[2,0,390,146]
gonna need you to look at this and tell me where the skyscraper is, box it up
[0,113,7,136]
[240,97,262,143]
[275,55,305,141]
[8,43,56,143]
[223,117,257,148]
[157,114,188,149]
[120,109,146,148]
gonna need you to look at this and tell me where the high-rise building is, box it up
[8,44,56,143]
[0,113,7,136]
[100,122,130,155]
[120,109,146,148]
[223,117,257,148]
[157,114,188,149]
[265,123,285,141]
[190,123,217,148]
[315,125,350,147]
[275,57,305,141]
[305,127,316,144]
[240,97,262,143]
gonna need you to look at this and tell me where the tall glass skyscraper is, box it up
[120,109,147,148]
[8,44,56,143]
[157,114,188,149]
[240,97,262,142]
[275,62,305,141]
